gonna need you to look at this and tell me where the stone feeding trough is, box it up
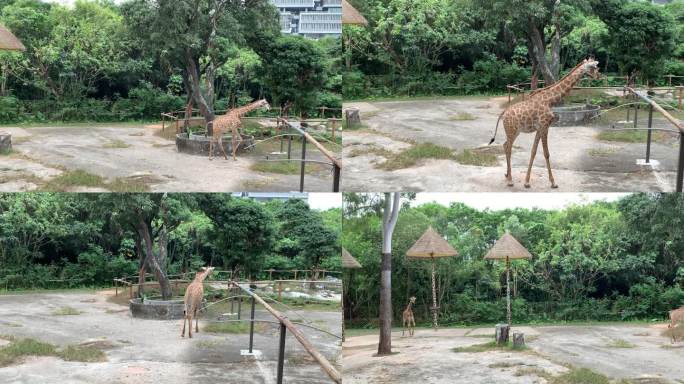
[552,103,600,127]
[129,298,185,320]
[176,132,255,156]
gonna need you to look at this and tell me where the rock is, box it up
[345,108,361,128]
[0,131,11,153]
[495,323,510,345]
[512,332,525,348]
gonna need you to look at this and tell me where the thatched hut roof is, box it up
[342,0,368,26]
[342,248,362,269]
[484,232,532,260]
[406,227,458,259]
[0,25,25,51]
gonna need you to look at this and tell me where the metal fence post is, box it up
[237,295,242,320]
[333,164,340,192]
[287,134,292,160]
[646,104,653,163]
[277,322,286,384]
[633,103,638,129]
[677,133,684,193]
[300,135,307,192]
[249,295,256,353]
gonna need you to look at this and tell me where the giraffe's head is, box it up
[582,59,600,80]
[199,266,215,278]
[409,296,416,304]
[256,99,271,111]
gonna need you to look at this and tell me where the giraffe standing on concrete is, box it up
[181,266,214,338]
[402,296,416,337]
[489,59,600,188]
[209,99,271,161]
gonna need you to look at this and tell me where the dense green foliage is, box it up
[343,193,684,327]
[0,193,340,290]
[0,0,340,123]
[344,0,684,99]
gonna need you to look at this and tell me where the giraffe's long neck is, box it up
[194,271,209,283]
[534,65,585,106]
[234,101,265,117]
[405,302,413,312]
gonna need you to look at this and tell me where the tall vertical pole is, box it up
[249,295,256,353]
[646,104,653,163]
[300,135,307,192]
[333,164,341,192]
[287,134,292,160]
[506,257,511,329]
[677,133,684,193]
[633,103,638,129]
[431,260,437,330]
[277,323,287,384]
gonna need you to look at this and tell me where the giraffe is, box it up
[181,266,215,338]
[209,99,271,161]
[489,59,600,188]
[402,296,416,337]
[668,306,684,343]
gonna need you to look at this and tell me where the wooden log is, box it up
[0,132,11,153]
[512,332,525,348]
[495,323,510,345]
[345,108,361,128]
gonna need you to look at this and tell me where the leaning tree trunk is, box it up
[506,257,511,328]
[136,238,145,298]
[185,51,215,136]
[378,193,401,356]
[136,217,172,300]
[527,21,557,86]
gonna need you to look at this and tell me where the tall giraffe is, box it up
[489,59,600,188]
[181,266,214,338]
[209,99,271,161]
[402,296,416,337]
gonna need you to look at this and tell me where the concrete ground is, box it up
[343,97,683,192]
[0,290,341,384]
[0,123,337,192]
[343,324,684,384]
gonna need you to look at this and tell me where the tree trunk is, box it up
[378,193,401,356]
[136,237,145,297]
[495,323,510,345]
[512,332,525,348]
[0,132,11,153]
[185,51,215,136]
[527,21,557,85]
[345,108,361,128]
[136,216,172,300]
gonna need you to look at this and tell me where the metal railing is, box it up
[229,281,342,384]
[624,87,684,192]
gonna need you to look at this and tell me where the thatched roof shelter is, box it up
[484,232,532,260]
[342,0,368,26]
[406,227,458,258]
[342,248,362,269]
[0,25,25,51]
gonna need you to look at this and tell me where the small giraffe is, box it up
[209,99,271,161]
[402,296,416,337]
[668,307,684,343]
[489,59,600,188]
[181,266,214,338]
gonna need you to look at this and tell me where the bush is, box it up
[458,56,530,94]
[0,96,21,123]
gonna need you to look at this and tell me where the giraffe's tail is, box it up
[489,110,506,145]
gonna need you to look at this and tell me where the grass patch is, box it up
[0,338,57,367]
[0,148,15,156]
[58,345,106,362]
[250,161,321,175]
[196,340,220,349]
[606,339,636,348]
[41,170,105,191]
[102,139,130,149]
[596,130,665,143]
[107,177,151,192]
[449,112,477,121]
[52,306,83,316]
[588,147,618,157]
[203,321,266,334]
[551,368,610,384]
[515,367,550,378]
[452,340,527,353]
[378,143,455,170]
[489,361,524,368]
[454,149,498,166]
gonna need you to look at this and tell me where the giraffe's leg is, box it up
[411,317,415,336]
[524,132,541,188]
[504,139,514,187]
[181,315,186,338]
[209,139,214,161]
[402,318,406,336]
[195,308,199,333]
[232,130,243,161]
[541,131,558,188]
[219,135,229,160]
[188,313,193,338]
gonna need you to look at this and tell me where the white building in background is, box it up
[271,0,342,38]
